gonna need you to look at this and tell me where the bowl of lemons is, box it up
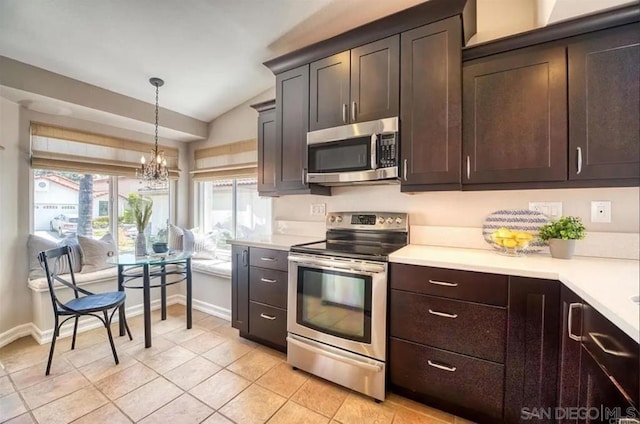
[490,227,534,256]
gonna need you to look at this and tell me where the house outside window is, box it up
[32,170,172,253]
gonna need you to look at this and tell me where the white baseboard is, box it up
[4,295,232,347]
[0,323,37,349]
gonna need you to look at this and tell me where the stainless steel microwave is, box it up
[306,117,399,185]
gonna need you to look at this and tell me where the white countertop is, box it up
[390,245,640,343]
[229,235,324,251]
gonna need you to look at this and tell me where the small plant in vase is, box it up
[132,197,153,256]
[538,216,586,259]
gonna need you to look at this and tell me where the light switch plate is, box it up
[529,202,562,219]
[591,201,611,223]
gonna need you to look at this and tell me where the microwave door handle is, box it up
[371,134,377,170]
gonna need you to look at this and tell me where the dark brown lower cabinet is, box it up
[231,245,249,334]
[389,337,504,421]
[505,277,560,423]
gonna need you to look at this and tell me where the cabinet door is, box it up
[557,286,583,424]
[568,24,640,181]
[505,277,560,424]
[350,35,399,123]
[579,346,638,423]
[276,65,310,192]
[231,245,249,334]
[310,51,350,131]
[257,108,277,194]
[463,45,567,184]
[400,17,462,189]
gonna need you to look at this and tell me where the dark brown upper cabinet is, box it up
[309,51,350,131]
[350,36,400,123]
[275,65,330,196]
[252,100,277,196]
[568,24,640,182]
[463,45,568,185]
[309,36,399,131]
[400,17,462,191]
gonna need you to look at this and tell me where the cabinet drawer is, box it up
[249,267,288,309]
[390,263,508,306]
[390,337,504,419]
[249,302,287,349]
[390,290,506,363]
[249,247,288,272]
[582,303,639,406]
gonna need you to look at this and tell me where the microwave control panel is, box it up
[379,133,397,168]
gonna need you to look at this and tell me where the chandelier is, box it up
[138,77,168,190]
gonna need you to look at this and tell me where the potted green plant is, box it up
[538,216,586,259]
[132,197,153,256]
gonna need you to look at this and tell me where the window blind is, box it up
[191,138,257,181]
[30,123,180,178]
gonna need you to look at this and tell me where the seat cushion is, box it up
[59,291,126,314]
[191,259,231,277]
[28,267,119,291]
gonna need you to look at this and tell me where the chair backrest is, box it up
[38,246,80,311]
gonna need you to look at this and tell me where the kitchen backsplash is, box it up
[272,184,640,259]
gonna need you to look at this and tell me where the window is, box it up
[33,170,172,253]
[199,177,271,254]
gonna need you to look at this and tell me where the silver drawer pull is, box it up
[260,257,277,262]
[428,360,456,372]
[568,303,582,341]
[428,279,458,287]
[260,313,277,321]
[428,309,458,319]
[589,332,633,358]
[260,278,277,283]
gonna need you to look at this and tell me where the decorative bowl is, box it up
[152,242,168,253]
[490,229,535,257]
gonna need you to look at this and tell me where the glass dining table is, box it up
[107,252,193,348]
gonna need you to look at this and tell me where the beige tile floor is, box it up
[0,305,475,424]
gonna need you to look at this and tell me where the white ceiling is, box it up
[0,0,332,122]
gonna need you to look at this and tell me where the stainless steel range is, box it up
[287,212,408,401]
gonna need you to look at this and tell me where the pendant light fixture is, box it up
[138,77,168,189]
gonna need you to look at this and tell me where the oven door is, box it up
[288,253,388,361]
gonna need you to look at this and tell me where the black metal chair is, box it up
[38,246,132,375]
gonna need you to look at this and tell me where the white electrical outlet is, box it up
[310,203,326,217]
[591,201,611,223]
[529,202,563,219]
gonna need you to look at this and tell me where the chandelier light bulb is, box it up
[141,156,146,164]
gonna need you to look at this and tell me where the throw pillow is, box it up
[78,233,117,273]
[168,223,183,251]
[183,228,217,259]
[27,234,82,280]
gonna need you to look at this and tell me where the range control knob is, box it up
[386,217,394,224]
[328,215,336,223]
[336,216,343,223]
[377,217,385,224]
[395,217,403,224]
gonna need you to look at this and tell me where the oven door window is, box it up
[308,136,372,173]
[297,266,372,343]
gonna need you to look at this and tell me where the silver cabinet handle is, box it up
[342,104,348,123]
[260,278,277,283]
[428,309,458,319]
[403,159,408,182]
[260,257,277,262]
[370,134,377,170]
[242,250,247,266]
[428,279,458,287]
[589,332,633,358]
[428,360,456,372]
[301,167,307,185]
[577,147,583,175]
[568,303,582,341]
[466,155,471,180]
[260,313,276,320]
[351,101,357,121]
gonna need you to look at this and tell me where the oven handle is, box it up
[288,255,386,275]
[287,335,383,373]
